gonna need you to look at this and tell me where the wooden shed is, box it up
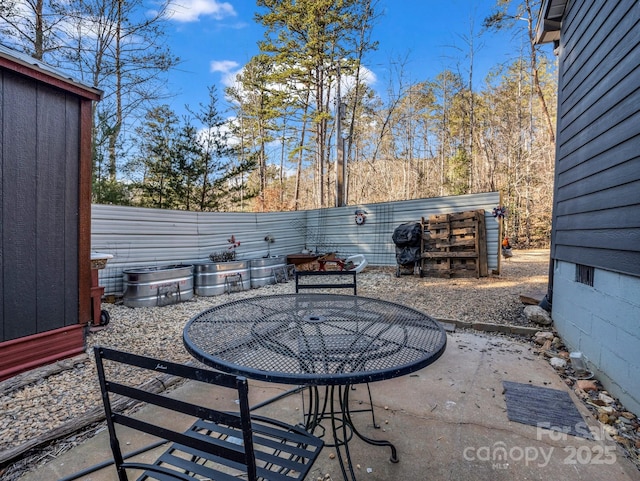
[0,45,102,380]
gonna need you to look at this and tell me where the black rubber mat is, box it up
[503,381,592,439]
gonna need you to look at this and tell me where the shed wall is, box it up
[1,70,81,342]
[92,192,501,295]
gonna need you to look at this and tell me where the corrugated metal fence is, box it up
[92,192,501,295]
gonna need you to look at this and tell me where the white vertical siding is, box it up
[92,192,501,294]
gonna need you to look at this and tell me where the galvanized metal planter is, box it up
[193,260,251,296]
[123,264,194,308]
[250,256,287,288]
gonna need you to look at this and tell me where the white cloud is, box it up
[210,60,242,87]
[210,60,239,73]
[357,65,377,86]
[167,0,236,23]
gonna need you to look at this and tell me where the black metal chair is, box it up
[292,273,379,430]
[294,270,357,295]
[94,346,323,481]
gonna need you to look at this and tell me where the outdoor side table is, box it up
[90,252,113,327]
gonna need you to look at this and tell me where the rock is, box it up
[576,380,597,392]
[550,357,567,369]
[620,411,636,420]
[534,331,554,345]
[618,416,633,425]
[598,412,610,424]
[599,392,615,404]
[613,435,629,445]
[574,388,589,400]
[0,262,603,471]
[541,339,553,351]
[525,306,553,326]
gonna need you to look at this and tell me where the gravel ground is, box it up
[1,250,552,478]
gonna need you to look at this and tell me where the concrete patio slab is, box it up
[19,331,640,481]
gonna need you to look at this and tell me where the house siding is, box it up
[547,0,640,415]
[551,0,640,276]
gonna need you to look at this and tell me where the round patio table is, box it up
[183,293,447,481]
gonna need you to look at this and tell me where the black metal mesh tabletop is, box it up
[183,294,447,386]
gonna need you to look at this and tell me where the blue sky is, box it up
[162,0,532,118]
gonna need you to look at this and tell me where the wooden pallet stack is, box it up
[421,209,488,278]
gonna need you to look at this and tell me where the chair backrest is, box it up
[294,270,357,295]
[94,346,258,481]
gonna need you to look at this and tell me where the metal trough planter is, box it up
[193,260,251,296]
[123,264,194,307]
[250,256,287,288]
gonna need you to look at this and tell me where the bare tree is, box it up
[0,0,69,60]
[484,0,555,142]
[1,0,178,195]
[65,0,178,184]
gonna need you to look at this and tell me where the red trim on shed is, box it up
[78,99,93,325]
[0,53,102,101]
[0,325,86,381]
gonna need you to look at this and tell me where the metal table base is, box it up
[303,384,397,481]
